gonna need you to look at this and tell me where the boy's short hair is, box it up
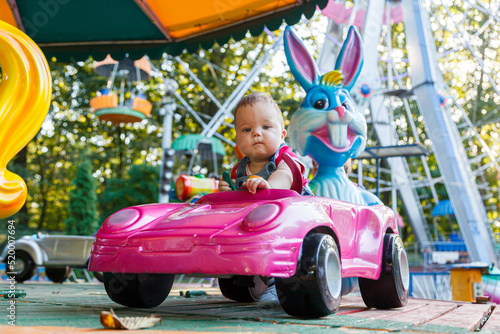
[234,92,284,128]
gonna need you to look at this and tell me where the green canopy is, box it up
[172,134,226,160]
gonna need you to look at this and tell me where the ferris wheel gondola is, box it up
[90,54,153,124]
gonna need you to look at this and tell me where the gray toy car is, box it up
[1,234,96,283]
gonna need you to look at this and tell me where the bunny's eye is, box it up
[309,91,329,110]
[313,99,328,110]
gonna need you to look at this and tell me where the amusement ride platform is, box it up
[1,282,500,333]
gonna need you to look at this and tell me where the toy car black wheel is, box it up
[45,266,71,283]
[10,250,35,283]
[103,272,175,308]
[93,271,104,282]
[276,233,342,318]
[219,275,267,302]
[359,234,409,309]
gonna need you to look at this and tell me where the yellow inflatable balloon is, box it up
[0,21,51,218]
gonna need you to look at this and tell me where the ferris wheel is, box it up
[317,0,500,265]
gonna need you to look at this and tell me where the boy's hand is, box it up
[218,176,235,192]
[243,175,271,194]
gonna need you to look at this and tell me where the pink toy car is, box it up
[89,189,409,318]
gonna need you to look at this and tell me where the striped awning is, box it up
[0,0,327,60]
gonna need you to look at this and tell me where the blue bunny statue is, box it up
[285,26,381,206]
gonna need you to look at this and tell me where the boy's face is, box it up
[235,101,286,163]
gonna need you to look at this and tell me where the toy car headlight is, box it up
[241,204,280,231]
[105,208,140,230]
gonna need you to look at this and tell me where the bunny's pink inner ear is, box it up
[334,27,363,91]
[338,32,363,88]
[285,29,319,88]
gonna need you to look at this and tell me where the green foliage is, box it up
[64,155,98,235]
[99,164,159,223]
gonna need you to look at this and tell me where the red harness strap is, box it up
[281,152,303,194]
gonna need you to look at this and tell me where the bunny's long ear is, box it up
[334,26,363,92]
[284,26,319,91]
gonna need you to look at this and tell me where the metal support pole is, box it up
[158,100,175,204]
[175,56,224,110]
[158,79,179,204]
[402,0,498,265]
[392,180,397,216]
[360,0,432,246]
[161,102,174,154]
[376,158,380,198]
[173,91,235,146]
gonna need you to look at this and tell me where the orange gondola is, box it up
[90,54,153,124]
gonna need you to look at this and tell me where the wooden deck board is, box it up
[347,302,425,319]
[481,304,500,332]
[421,304,492,331]
[382,303,457,326]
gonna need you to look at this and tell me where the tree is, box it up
[99,164,159,223]
[64,155,98,235]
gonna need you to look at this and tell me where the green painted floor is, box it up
[1,282,499,333]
